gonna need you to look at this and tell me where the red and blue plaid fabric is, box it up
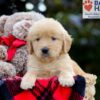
[0,75,86,100]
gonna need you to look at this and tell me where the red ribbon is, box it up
[0,37,1,44]
[0,34,26,61]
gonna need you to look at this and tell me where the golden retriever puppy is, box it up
[20,18,75,90]
[20,19,97,99]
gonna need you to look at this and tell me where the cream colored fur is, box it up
[21,18,75,89]
[20,18,97,100]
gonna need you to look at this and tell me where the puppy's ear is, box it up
[27,41,34,54]
[62,31,72,54]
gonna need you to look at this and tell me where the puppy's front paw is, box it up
[20,77,36,90]
[58,75,75,87]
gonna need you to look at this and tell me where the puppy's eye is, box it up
[51,37,56,41]
[36,38,40,41]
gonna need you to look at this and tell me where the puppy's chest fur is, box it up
[37,68,60,78]
[28,54,71,78]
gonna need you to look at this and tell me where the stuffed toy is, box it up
[0,12,44,36]
[0,12,45,43]
[0,20,31,78]
[3,12,44,36]
[0,46,16,78]
[0,12,45,78]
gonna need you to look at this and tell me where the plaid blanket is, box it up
[0,75,85,100]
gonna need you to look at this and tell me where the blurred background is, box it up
[0,0,100,99]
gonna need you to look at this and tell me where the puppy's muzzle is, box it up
[41,47,49,56]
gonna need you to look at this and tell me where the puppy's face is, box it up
[32,33,63,62]
[27,18,72,63]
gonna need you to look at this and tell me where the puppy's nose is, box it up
[42,47,49,54]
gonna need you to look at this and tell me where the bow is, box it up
[0,34,26,61]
